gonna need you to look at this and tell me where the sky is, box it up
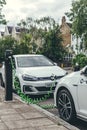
[1,0,72,30]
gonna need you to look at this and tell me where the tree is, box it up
[0,0,6,24]
[41,25,66,62]
[0,36,17,61]
[14,32,38,54]
[0,34,35,61]
[66,0,87,48]
[33,17,66,62]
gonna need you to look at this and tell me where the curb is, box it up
[14,93,80,130]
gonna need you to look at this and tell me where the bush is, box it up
[72,53,87,68]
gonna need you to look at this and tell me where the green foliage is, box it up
[10,33,36,55]
[72,53,87,68]
[0,34,37,61]
[0,36,16,61]
[0,0,6,6]
[0,0,6,24]
[66,0,87,48]
[41,25,66,62]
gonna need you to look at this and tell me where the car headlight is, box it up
[22,74,38,81]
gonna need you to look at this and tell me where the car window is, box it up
[16,55,54,67]
[84,68,87,74]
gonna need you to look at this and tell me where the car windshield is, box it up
[16,55,54,67]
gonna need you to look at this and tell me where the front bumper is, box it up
[21,80,58,95]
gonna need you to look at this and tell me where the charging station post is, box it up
[5,50,13,101]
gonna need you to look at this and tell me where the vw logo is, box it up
[50,74,55,80]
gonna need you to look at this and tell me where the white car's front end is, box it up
[15,66,67,95]
[54,72,79,107]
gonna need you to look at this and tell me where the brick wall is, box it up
[60,16,71,47]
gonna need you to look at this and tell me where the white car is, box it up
[54,66,87,123]
[0,54,67,95]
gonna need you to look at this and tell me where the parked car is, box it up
[0,54,67,95]
[54,66,87,123]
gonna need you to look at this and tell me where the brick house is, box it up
[60,16,82,55]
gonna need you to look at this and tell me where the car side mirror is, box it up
[81,68,87,76]
[54,62,57,66]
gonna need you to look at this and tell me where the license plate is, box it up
[45,83,54,87]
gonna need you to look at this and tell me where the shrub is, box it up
[72,53,87,68]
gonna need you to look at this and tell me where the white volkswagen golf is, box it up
[54,66,87,123]
[0,54,67,95]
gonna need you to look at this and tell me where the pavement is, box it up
[0,87,79,130]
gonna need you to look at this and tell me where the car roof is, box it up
[13,54,43,58]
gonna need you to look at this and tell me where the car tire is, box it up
[57,89,76,123]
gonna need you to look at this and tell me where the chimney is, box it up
[62,16,66,25]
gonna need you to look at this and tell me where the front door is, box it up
[77,74,87,116]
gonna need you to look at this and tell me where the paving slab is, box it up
[4,119,33,129]
[27,117,55,127]
[38,124,68,130]
[13,127,39,130]
[0,122,8,130]
[0,108,17,115]
[21,111,46,119]
[15,105,38,113]
[1,113,23,121]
